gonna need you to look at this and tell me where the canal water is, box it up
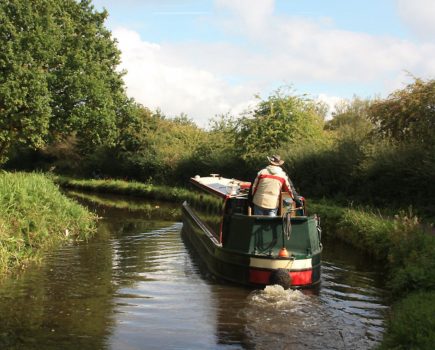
[0,193,389,349]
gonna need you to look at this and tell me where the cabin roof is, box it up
[190,175,250,199]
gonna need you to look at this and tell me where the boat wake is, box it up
[242,284,383,349]
[248,285,306,309]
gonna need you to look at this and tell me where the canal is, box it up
[0,193,389,349]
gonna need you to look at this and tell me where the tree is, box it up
[368,78,435,145]
[0,0,127,164]
[325,96,375,150]
[235,88,326,161]
[0,0,53,163]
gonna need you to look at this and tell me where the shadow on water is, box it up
[0,192,389,350]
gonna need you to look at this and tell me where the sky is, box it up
[91,0,435,127]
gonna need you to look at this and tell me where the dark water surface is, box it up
[0,194,389,349]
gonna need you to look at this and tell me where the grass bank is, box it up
[55,176,221,215]
[67,190,182,221]
[56,176,193,202]
[0,172,97,275]
[309,200,435,349]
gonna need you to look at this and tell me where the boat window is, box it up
[224,198,249,215]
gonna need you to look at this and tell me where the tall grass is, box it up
[0,172,97,274]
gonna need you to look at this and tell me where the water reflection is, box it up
[0,237,115,349]
[0,193,388,350]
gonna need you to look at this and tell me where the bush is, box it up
[380,291,435,350]
[387,212,435,297]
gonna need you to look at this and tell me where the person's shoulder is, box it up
[258,167,268,174]
[276,167,289,177]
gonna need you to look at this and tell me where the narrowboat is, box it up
[181,174,322,289]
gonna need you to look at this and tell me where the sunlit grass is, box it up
[55,176,222,213]
[0,172,97,274]
[55,176,193,202]
[67,190,182,221]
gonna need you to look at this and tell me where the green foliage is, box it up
[235,87,327,162]
[387,211,435,297]
[0,0,127,164]
[359,142,435,213]
[175,113,249,182]
[310,199,435,349]
[0,171,97,274]
[369,78,435,145]
[380,291,435,350]
[85,104,158,179]
[337,208,394,260]
[152,115,207,178]
[284,145,350,197]
[305,199,345,233]
[326,96,373,133]
[0,0,53,163]
[283,90,434,220]
[290,97,374,197]
[310,200,395,259]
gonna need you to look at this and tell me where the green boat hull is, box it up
[182,201,322,288]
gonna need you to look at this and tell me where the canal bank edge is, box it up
[0,172,98,276]
[309,200,435,350]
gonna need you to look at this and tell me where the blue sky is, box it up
[91,0,435,127]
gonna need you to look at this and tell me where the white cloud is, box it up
[215,0,274,33]
[162,12,435,90]
[316,94,344,120]
[114,28,258,127]
[211,4,435,83]
[111,0,435,127]
[396,0,435,41]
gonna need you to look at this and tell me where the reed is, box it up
[0,172,97,274]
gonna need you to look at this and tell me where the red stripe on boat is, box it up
[290,270,312,285]
[250,269,313,286]
[249,269,271,284]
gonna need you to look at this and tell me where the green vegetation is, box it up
[1,0,434,348]
[56,176,193,202]
[0,0,132,165]
[56,176,223,216]
[309,200,435,349]
[235,88,328,163]
[66,191,182,221]
[0,172,97,274]
[380,291,435,350]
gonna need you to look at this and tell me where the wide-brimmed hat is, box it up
[267,155,284,166]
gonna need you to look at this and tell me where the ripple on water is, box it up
[0,195,390,350]
[241,284,384,350]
